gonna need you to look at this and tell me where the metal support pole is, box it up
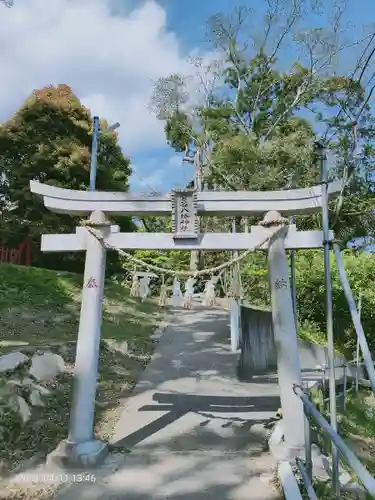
[232,217,239,262]
[333,244,375,397]
[230,217,241,352]
[290,216,297,323]
[296,458,318,500]
[356,294,362,392]
[190,147,202,272]
[89,116,100,191]
[320,364,327,407]
[317,141,339,495]
[343,364,347,412]
[304,412,313,481]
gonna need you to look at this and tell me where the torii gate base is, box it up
[30,181,340,467]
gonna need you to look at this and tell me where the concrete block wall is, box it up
[238,302,364,380]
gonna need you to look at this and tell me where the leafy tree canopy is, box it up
[0,84,132,234]
[0,84,133,272]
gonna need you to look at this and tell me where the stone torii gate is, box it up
[29,180,341,466]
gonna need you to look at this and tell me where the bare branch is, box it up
[149,74,190,120]
[354,32,375,79]
[206,5,252,53]
[268,0,301,62]
[358,44,375,84]
[264,84,306,141]
[260,0,283,52]
[365,71,375,91]
[187,56,222,108]
[226,53,253,133]
[356,83,375,122]
[314,34,374,75]
[323,30,375,143]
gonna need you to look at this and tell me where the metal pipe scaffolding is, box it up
[315,141,339,495]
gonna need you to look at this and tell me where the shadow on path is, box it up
[114,392,280,449]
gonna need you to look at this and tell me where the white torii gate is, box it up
[29,180,340,466]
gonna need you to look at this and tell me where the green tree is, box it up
[151,3,375,248]
[318,75,375,246]
[240,248,375,357]
[0,84,133,272]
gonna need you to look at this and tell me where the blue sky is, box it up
[1,0,374,194]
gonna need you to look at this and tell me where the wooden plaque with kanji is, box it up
[171,188,198,239]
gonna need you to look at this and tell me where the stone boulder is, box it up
[29,352,66,381]
[0,352,29,373]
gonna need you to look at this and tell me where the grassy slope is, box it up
[0,263,162,470]
[339,390,375,475]
[306,388,375,499]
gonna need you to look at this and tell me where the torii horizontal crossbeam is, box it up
[41,226,332,252]
[30,180,343,217]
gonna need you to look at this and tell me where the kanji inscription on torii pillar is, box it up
[170,188,198,239]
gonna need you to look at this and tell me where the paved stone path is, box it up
[57,304,282,500]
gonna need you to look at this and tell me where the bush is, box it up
[243,249,375,358]
[295,250,375,357]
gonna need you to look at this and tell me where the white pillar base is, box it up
[230,299,241,352]
[46,439,108,468]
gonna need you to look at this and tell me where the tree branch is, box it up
[264,84,306,140]
[140,218,150,232]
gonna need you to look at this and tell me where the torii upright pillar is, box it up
[262,211,304,450]
[66,211,110,464]
[49,212,120,467]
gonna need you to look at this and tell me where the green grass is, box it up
[338,390,375,475]
[0,263,162,473]
[0,263,160,350]
[302,389,375,500]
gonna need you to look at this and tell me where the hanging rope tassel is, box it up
[158,275,168,307]
[183,276,195,309]
[139,275,151,302]
[130,273,140,298]
[203,276,217,307]
[183,294,193,309]
[228,270,242,299]
[172,277,181,296]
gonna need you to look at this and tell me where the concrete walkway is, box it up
[57,304,282,500]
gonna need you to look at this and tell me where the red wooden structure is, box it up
[0,237,31,266]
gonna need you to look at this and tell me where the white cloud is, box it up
[166,155,184,170]
[0,0,204,155]
[130,153,191,192]
[138,170,165,191]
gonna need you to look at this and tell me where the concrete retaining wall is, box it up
[237,303,276,378]
[237,302,364,380]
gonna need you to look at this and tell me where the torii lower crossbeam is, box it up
[41,225,333,252]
